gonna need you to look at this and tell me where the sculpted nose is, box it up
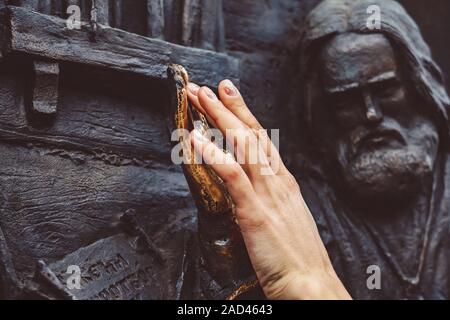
[363,92,383,125]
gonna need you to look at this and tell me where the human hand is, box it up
[186,80,351,300]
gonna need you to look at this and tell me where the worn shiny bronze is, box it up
[167,64,259,299]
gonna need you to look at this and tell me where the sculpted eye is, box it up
[372,80,403,99]
[330,91,355,108]
[331,94,363,118]
[326,92,361,126]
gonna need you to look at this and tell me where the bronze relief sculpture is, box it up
[168,64,264,299]
[0,0,448,300]
[296,0,449,299]
[171,0,449,300]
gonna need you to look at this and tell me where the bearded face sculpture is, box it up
[317,32,439,206]
[300,0,450,210]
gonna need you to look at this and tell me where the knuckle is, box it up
[235,201,277,233]
[248,119,263,130]
[236,211,268,232]
[232,100,246,108]
[285,174,300,191]
[209,109,224,124]
[224,164,242,183]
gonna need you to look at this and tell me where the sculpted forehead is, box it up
[319,33,399,91]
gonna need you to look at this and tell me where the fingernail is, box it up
[187,83,199,95]
[223,80,237,96]
[203,87,218,101]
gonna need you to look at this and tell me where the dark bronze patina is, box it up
[0,0,448,300]
[173,0,450,300]
[296,0,449,299]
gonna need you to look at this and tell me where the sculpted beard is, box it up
[334,129,439,204]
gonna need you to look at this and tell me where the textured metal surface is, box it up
[0,0,448,300]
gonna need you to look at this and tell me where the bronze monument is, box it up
[0,0,448,300]
[174,0,450,300]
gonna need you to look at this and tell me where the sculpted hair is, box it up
[300,0,450,147]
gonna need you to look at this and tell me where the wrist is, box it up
[273,272,351,300]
